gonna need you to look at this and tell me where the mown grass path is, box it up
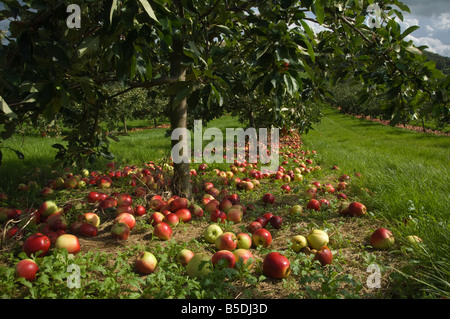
[302,107,450,297]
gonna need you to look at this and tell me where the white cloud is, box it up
[433,13,450,30]
[406,34,450,57]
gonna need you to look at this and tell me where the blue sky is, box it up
[1,1,449,57]
[399,0,450,57]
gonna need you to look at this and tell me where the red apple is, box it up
[247,221,263,234]
[314,246,333,266]
[252,228,272,248]
[148,198,166,211]
[175,208,192,223]
[269,215,283,229]
[98,198,117,210]
[111,222,130,240]
[22,233,51,257]
[215,232,237,251]
[262,193,275,205]
[227,194,240,205]
[135,251,158,275]
[370,228,395,250]
[319,199,330,210]
[168,197,189,213]
[212,250,236,268]
[202,182,214,192]
[189,204,204,218]
[16,259,39,282]
[78,222,98,237]
[153,222,172,241]
[46,213,68,231]
[134,205,147,216]
[307,199,321,211]
[97,176,112,189]
[204,200,220,213]
[115,205,134,216]
[176,249,195,266]
[114,213,136,230]
[262,252,291,279]
[116,193,133,206]
[226,207,243,223]
[149,212,165,226]
[210,209,227,223]
[164,213,180,227]
[233,249,254,269]
[219,198,233,213]
[304,188,317,199]
[348,202,367,217]
[54,234,81,254]
[82,212,100,227]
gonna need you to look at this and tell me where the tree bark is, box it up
[168,39,192,200]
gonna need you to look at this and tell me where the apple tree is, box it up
[0,0,447,199]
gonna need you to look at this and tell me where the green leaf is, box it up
[138,0,159,23]
[400,26,419,40]
[314,1,325,25]
[77,37,99,57]
[0,95,17,119]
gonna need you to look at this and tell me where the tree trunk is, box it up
[168,39,192,200]
[122,116,128,133]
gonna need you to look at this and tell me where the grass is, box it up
[301,106,450,297]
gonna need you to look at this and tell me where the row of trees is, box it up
[1,0,448,198]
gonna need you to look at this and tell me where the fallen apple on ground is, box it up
[16,259,39,282]
[262,252,291,279]
[135,251,158,275]
[370,228,395,250]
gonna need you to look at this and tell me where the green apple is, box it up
[289,205,303,216]
[291,235,308,253]
[236,232,252,249]
[204,223,223,244]
[186,253,213,278]
[306,229,329,250]
[405,235,422,246]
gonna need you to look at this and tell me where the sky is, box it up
[1,1,449,57]
[306,0,450,57]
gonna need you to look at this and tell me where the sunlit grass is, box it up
[301,106,450,297]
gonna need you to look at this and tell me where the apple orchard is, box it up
[0,130,417,299]
[0,0,445,299]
